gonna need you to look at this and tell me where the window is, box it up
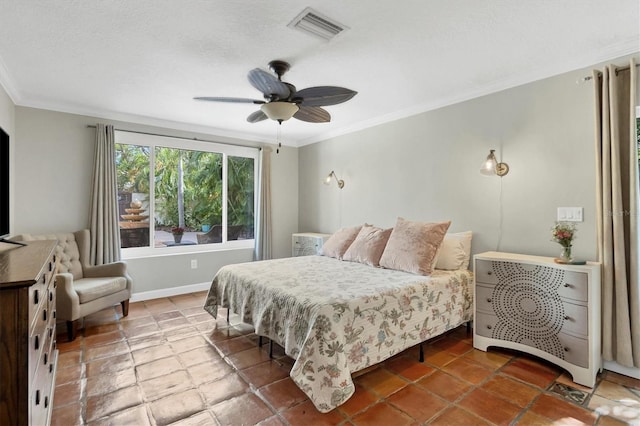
[115,131,258,256]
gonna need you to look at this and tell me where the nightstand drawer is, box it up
[475,260,498,284]
[558,271,588,302]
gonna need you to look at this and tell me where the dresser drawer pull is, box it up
[487,325,492,330]
[44,353,48,365]
[49,363,54,374]
[486,298,492,303]
[34,335,39,350]
[53,310,56,320]
[35,390,40,405]
[563,283,572,288]
[49,262,53,272]
[34,290,39,304]
[43,309,47,321]
[564,347,570,352]
[487,271,493,276]
[44,396,49,408]
[564,315,571,320]
[49,292,53,302]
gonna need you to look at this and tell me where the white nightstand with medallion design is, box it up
[473,251,601,387]
[292,233,331,257]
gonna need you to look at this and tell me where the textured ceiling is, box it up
[0,1,638,146]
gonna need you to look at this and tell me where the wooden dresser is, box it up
[0,240,58,426]
[473,251,601,387]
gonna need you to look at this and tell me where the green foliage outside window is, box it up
[115,143,254,235]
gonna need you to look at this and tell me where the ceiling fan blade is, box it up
[247,110,268,123]
[294,106,331,123]
[248,68,291,100]
[194,97,265,104]
[294,86,357,107]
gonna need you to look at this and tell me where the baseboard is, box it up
[603,360,640,380]
[131,282,211,302]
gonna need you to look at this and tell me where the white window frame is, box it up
[115,130,258,259]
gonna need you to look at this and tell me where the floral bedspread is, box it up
[204,255,473,413]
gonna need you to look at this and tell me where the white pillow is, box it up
[434,231,473,270]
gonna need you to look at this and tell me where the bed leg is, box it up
[269,340,274,359]
[419,343,424,363]
[226,308,230,324]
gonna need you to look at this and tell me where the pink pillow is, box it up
[343,225,393,267]
[379,217,451,275]
[321,225,362,260]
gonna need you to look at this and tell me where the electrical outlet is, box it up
[557,207,583,222]
[190,259,198,269]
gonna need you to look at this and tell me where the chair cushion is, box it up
[74,277,127,304]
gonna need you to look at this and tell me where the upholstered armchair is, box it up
[14,229,132,341]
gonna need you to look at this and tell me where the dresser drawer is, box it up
[475,284,495,313]
[558,271,588,302]
[28,274,47,329]
[474,311,499,338]
[558,332,589,368]
[475,260,498,284]
[560,301,588,337]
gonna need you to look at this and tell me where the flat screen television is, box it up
[0,127,25,247]
[0,126,9,239]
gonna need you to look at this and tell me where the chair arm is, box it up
[84,261,127,278]
[83,261,133,292]
[55,273,80,321]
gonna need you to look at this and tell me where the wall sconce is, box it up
[324,171,345,189]
[480,149,509,177]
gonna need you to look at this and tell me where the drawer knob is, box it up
[564,347,569,352]
[487,325,492,330]
[486,298,492,303]
[487,271,493,276]
[563,283,572,288]
[564,315,571,321]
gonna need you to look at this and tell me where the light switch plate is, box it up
[557,207,583,222]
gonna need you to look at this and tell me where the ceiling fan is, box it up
[194,60,357,124]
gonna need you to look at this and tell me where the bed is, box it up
[204,254,473,413]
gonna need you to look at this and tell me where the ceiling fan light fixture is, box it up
[261,102,299,121]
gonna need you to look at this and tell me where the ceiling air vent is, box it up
[287,7,348,41]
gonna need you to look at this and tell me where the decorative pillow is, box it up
[320,225,363,260]
[343,225,393,267]
[434,231,473,270]
[379,217,451,275]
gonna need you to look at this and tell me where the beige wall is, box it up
[299,56,638,262]
[13,107,299,293]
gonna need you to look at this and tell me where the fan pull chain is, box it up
[276,123,282,154]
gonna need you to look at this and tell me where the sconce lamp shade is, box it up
[324,171,345,189]
[480,149,509,177]
[261,102,299,121]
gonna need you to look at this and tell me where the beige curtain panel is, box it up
[90,123,122,264]
[593,58,639,368]
[255,146,272,260]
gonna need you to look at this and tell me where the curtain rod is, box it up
[86,125,262,151]
[578,62,639,83]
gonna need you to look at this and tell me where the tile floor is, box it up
[51,292,640,426]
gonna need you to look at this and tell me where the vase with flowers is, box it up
[171,227,184,244]
[551,221,577,263]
